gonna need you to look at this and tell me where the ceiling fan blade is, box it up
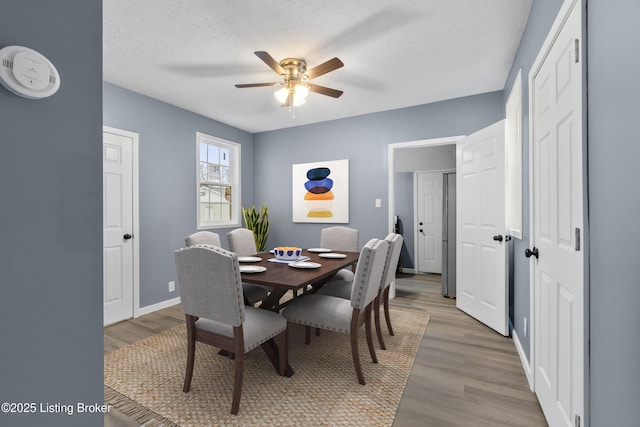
[307,83,343,98]
[235,82,280,88]
[304,57,344,80]
[254,51,286,75]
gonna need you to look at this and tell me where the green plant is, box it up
[242,204,270,251]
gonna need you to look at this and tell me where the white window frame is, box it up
[196,132,242,229]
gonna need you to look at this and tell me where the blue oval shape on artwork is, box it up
[306,167,331,181]
[305,178,333,193]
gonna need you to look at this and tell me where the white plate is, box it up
[319,252,347,259]
[289,261,321,269]
[307,247,332,253]
[238,256,262,263]
[239,265,267,273]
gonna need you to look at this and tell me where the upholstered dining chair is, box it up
[227,228,275,295]
[227,228,258,256]
[174,245,288,415]
[320,226,359,281]
[282,238,389,385]
[184,231,268,306]
[373,233,403,350]
[185,230,223,247]
[316,233,404,350]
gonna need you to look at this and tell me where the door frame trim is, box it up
[103,126,140,319]
[527,0,586,410]
[387,136,464,296]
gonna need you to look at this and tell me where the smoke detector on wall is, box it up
[0,46,60,99]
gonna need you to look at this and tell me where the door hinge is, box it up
[575,414,581,427]
[575,228,581,251]
[574,39,580,63]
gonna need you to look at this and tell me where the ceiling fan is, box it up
[235,51,344,107]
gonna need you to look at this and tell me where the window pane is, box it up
[207,164,220,182]
[200,142,209,163]
[220,203,231,221]
[199,203,211,222]
[214,186,225,203]
[199,185,210,204]
[208,145,219,164]
[220,147,230,166]
[199,162,208,181]
[220,166,230,184]
[210,203,222,221]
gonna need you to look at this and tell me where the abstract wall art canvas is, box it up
[292,159,349,223]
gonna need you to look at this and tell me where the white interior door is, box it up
[530,1,584,425]
[103,127,137,326]
[416,172,442,273]
[456,120,508,336]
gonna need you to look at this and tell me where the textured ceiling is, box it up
[103,0,532,133]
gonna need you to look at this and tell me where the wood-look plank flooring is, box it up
[390,274,546,426]
[104,273,547,427]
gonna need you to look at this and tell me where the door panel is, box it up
[531,1,584,425]
[103,129,135,326]
[416,172,442,273]
[456,120,508,336]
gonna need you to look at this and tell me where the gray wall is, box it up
[0,1,104,426]
[253,92,503,256]
[502,0,564,358]
[103,83,254,307]
[4,2,635,425]
[394,172,415,269]
[587,0,640,424]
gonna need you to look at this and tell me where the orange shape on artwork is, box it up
[304,190,335,200]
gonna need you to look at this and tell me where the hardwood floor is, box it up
[104,274,547,426]
[390,274,546,426]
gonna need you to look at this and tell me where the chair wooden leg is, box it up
[183,315,196,393]
[383,287,394,336]
[364,305,378,364]
[373,290,386,350]
[231,352,244,415]
[350,309,365,385]
[230,326,244,415]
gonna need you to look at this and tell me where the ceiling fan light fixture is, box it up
[294,83,309,99]
[274,86,289,103]
[292,95,306,107]
[274,83,308,106]
[238,51,343,115]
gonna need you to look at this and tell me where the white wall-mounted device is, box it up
[0,46,60,99]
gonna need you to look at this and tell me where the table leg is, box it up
[260,340,294,377]
[258,288,288,311]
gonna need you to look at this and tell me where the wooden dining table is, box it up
[238,248,359,377]
[240,249,360,312]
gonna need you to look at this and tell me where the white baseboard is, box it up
[135,296,181,318]
[400,267,417,274]
[512,330,534,391]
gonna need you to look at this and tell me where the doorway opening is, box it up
[387,136,463,298]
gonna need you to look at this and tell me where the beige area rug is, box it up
[104,307,430,427]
